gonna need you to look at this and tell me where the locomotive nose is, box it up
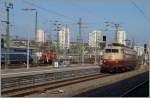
[103,59,123,65]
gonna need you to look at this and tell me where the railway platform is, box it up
[1,64,98,78]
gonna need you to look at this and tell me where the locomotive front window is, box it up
[105,49,111,53]
[105,49,118,53]
[112,49,118,53]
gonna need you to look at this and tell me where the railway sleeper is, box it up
[2,73,102,96]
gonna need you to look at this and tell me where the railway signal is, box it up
[144,44,147,53]
[1,38,4,48]
[103,36,106,42]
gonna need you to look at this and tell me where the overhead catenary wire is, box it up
[22,0,75,22]
[129,0,150,22]
[8,0,104,33]
[128,0,150,45]
[22,0,104,28]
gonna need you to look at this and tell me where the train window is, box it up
[105,49,119,53]
[105,49,111,53]
[14,48,27,52]
[112,49,119,53]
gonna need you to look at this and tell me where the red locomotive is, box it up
[39,50,56,64]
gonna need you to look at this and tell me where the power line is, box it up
[22,1,103,27]
[22,0,75,22]
[129,0,149,21]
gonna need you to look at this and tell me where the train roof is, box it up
[108,43,133,49]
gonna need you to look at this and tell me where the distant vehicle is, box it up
[1,48,33,64]
[101,43,137,73]
[39,50,56,64]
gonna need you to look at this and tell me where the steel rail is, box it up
[120,80,149,97]
[2,73,110,97]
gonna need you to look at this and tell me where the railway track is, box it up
[1,64,52,69]
[120,80,149,97]
[2,73,110,97]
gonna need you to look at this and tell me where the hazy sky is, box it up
[0,0,149,44]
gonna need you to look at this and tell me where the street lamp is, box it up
[21,8,37,69]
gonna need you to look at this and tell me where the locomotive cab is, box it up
[101,43,137,73]
[103,47,123,66]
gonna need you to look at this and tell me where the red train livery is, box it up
[39,50,56,64]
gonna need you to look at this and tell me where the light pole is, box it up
[27,31,29,69]
[21,8,37,69]
[47,33,52,50]
[2,3,13,69]
[95,32,98,65]
[21,8,37,39]
[64,24,68,64]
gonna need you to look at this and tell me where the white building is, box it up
[58,27,70,49]
[36,29,45,43]
[88,30,101,47]
[134,45,144,56]
[116,30,126,45]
